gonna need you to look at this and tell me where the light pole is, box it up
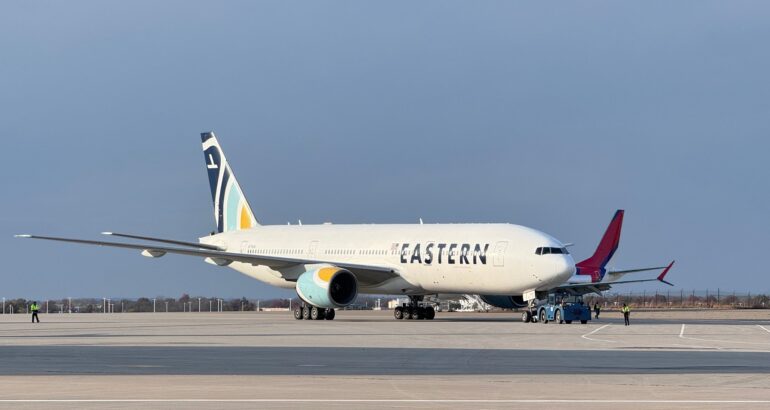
[103,298,106,313]
[209,300,212,312]
[2,297,4,315]
[68,297,72,313]
[165,301,168,313]
[198,298,201,312]
[46,300,49,314]
[152,298,156,313]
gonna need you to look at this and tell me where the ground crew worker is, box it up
[594,303,601,319]
[30,301,40,323]
[621,303,630,326]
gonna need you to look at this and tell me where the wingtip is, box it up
[14,234,32,238]
[101,232,114,235]
[657,260,675,283]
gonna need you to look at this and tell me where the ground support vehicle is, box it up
[521,293,591,324]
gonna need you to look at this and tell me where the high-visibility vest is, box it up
[31,304,39,312]
[622,306,630,313]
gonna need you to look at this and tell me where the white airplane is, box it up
[17,132,673,321]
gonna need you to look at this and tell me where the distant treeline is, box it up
[585,290,770,309]
[1,294,384,314]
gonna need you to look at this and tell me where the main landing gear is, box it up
[393,296,435,321]
[293,303,335,321]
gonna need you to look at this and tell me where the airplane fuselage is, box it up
[201,223,576,296]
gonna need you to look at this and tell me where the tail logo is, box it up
[206,154,219,169]
[201,132,258,233]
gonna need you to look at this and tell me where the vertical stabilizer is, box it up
[201,132,259,232]
[576,210,623,282]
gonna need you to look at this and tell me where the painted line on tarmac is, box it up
[758,325,770,333]
[679,324,769,349]
[581,324,615,343]
[1,400,770,404]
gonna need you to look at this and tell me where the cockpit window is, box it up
[535,247,570,255]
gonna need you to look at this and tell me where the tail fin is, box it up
[576,209,623,282]
[201,132,259,233]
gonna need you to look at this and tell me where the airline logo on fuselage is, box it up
[397,243,490,265]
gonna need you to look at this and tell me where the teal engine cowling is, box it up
[296,266,358,309]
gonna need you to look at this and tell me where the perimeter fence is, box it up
[583,290,769,310]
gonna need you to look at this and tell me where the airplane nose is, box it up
[553,255,576,283]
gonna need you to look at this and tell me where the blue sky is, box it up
[2,1,768,299]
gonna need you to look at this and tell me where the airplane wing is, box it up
[15,234,399,286]
[554,261,675,296]
[100,232,225,251]
[607,266,668,275]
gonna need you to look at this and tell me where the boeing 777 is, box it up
[17,132,673,321]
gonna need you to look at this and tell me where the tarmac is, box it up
[0,309,769,409]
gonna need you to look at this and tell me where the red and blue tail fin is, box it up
[576,210,624,282]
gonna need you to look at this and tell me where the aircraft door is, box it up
[308,241,319,258]
[493,241,508,267]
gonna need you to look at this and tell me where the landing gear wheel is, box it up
[555,310,562,324]
[565,320,572,324]
[539,310,548,324]
[580,320,588,324]
[310,306,323,320]
[394,307,404,320]
[302,306,311,320]
[522,311,531,323]
[405,307,414,320]
[415,307,425,320]
[325,309,335,320]
[293,306,304,320]
[424,306,435,320]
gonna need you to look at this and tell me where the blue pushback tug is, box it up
[522,292,592,324]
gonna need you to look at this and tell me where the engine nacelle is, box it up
[296,266,358,309]
[479,295,527,309]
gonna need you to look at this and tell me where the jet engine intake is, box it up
[296,266,358,309]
